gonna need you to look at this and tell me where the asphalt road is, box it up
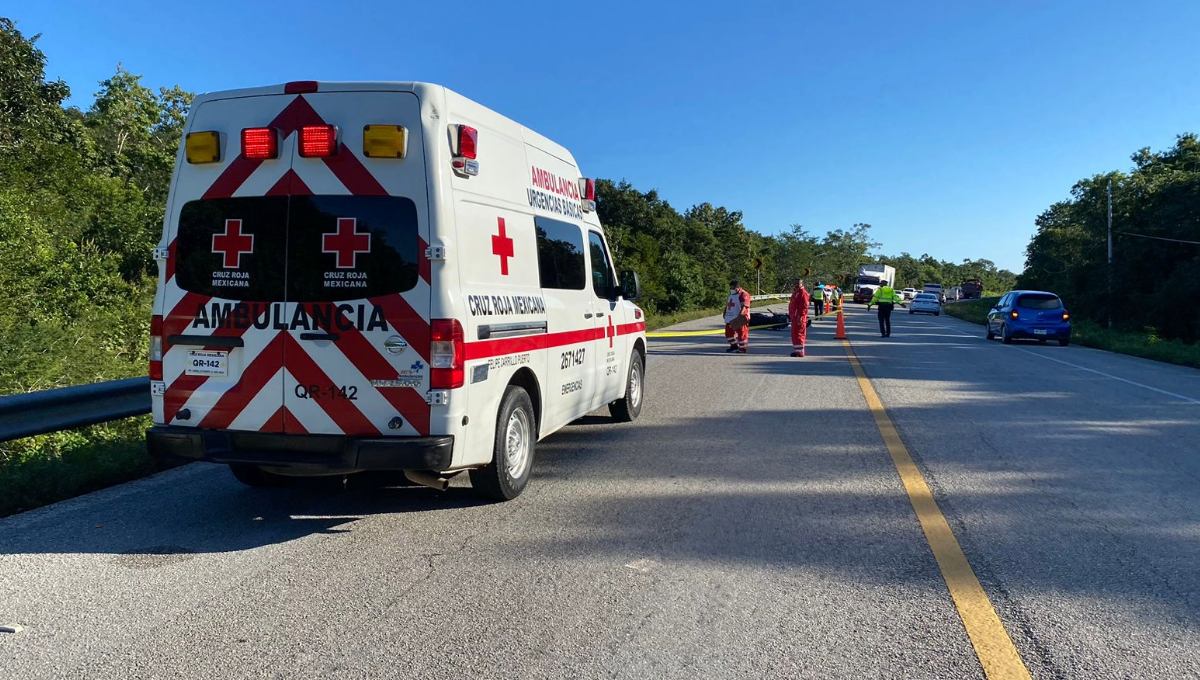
[2,304,1199,679]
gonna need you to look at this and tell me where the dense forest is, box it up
[1021,135,1200,343]
[0,17,1017,398]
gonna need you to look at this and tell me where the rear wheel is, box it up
[1001,324,1013,344]
[609,350,645,422]
[470,385,536,501]
[1059,338,1070,347]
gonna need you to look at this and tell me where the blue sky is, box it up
[14,0,1200,272]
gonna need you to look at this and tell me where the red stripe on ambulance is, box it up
[196,333,286,430]
[282,333,380,435]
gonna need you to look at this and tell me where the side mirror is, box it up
[619,270,642,302]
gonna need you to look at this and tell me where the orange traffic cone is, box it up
[834,308,847,340]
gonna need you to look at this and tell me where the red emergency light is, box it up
[456,125,478,159]
[451,125,479,177]
[241,127,279,159]
[578,177,596,212]
[299,125,339,157]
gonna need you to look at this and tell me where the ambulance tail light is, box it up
[299,125,339,157]
[430,319,465,389]
[150,315,164,381]
[240,127,278,159]
[451,125,479,176]
[578,177,596,212]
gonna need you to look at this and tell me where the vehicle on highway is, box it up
[946,286,962,302]
[961,278,984,299]
[908,292,941,315]
[145,81,647,500]
[901,287,917,300]
[853,263,896,303]
[986,291,1071,346]
[923,283,945,303]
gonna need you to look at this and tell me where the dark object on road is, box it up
[749,311,790,330]
[986,290,1072,346]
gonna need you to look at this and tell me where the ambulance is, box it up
[145,81,647,501]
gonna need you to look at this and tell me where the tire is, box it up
[1059,338,1070,347]
[229,464,293,488]
[470,385,536,501]
[909,310,914,314]
[1001,324,1013,344]
[1038,338,1048,344]
[935,312,940,316]
[609,350,645,422]
[986,323,995,340]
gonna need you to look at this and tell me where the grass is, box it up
[944,297,1200,369]
[0,415,170,518]
[645,306,724,332]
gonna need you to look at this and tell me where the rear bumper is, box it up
[1010,325,1071,340]
[146,426,454,472]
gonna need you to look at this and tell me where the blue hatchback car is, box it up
[986,291,1071,346]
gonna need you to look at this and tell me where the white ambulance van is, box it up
[146,81,646,501]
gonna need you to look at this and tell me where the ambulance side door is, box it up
[535,217,596,430]
[586,230,628,409]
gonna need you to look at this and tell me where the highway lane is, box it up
[1,305,1198,679]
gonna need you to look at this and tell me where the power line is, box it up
[1119,232,1200,246]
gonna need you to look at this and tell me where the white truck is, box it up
[144,81,647,501]
[853,264,896,303]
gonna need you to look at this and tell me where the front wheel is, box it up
[470,386,536,501]
[935,311,940,316]
[609,350,645,422]
[986,323,995,340]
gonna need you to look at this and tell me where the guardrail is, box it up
[0,378,151,443]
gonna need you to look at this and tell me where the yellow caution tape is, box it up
[647,323,788,338]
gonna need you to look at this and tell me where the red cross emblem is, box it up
[606,315,616,348]
[492,217,514,276]
[323,217,371,269]
[212,219,254,269]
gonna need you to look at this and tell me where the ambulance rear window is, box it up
[175,197,288,301]
[535,217,586,290]
[174,196,419,301]
[287,195,419,302]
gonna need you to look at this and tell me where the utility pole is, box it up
[1107,179,1113,329]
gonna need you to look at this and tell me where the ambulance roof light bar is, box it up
[451,125,479,177]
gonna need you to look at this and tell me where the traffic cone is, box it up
[834,308,847,340]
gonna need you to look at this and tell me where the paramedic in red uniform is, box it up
[724,280,751,353]
[788,278,810,357]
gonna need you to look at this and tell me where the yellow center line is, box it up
[841,338,1032,680]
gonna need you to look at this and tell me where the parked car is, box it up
[901,287,917,300]
[908,292,941,315]
[986,291,1071,346]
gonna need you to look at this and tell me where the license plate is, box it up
[186,350,229,377]
[1033,329,1048,336]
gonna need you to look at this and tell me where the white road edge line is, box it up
[1009,347,1200,405]
[922,315,1200,405]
